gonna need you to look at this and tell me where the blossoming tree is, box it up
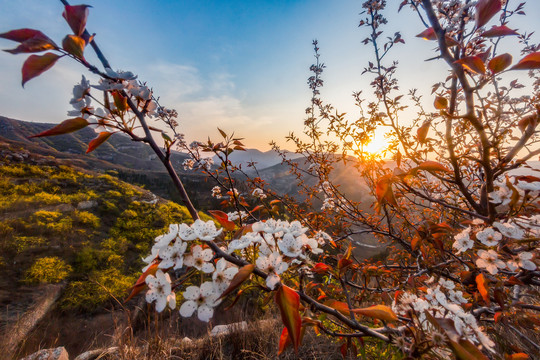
[2,0,539,358]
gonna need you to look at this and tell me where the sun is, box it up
[359,130,390,156]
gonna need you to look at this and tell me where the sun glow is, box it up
[360,130,390,156]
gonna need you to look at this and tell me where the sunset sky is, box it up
[0,0,539,150]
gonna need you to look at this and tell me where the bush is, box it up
[61,268,136,311]
[73,210,100,229]
[24,256,72,284]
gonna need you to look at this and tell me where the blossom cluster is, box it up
[393,278,494,352]
[142,218,328,322]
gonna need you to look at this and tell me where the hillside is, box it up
[0,141,204,358]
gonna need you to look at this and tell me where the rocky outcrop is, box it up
[19,347,69,360]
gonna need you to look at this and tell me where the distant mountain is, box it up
[212,148,302,170]
[0,116,191,172]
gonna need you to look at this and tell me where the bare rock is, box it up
[210,321,248,336]
[76,200,98,210]
[19,347,69,360]
[74,347,118,360]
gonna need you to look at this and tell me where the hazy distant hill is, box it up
[0,116,191,172]
[212,148,302,170]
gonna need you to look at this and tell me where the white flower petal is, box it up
[179,300,197,318]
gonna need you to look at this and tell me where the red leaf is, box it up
[415,28,458,46]
[511,52,540,70]
[208,210,236,231]
[353,305,398,322]
[124,262,159,303]
[416,27,436,40]
[434,96,448,110]
[417,121,430,143]
[0,28,47,42]
[311,263,330,274]
[63,5,91,36]
[111,91,128,112]
[62,34,85,59]
[480,25,519,38]
[505,354,529,360]
[488,53,512,74]
[325,299,352,316]
[411,161,452,174]
[87,131,112,153]
[20,52,61,87]
[476,273,490,305]
[218,264,255,299]
[475,0,502,28]
[275,285,302,354]
[278,327,292,355]
[455,56,486,74]
[30,117,88,138]
[4,34,57,54]
[375,174,397,206]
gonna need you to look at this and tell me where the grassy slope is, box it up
[0,140,201,321]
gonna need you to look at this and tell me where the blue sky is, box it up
[0,0,538,150]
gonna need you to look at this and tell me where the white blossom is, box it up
[493,221,525,240]
[256,251,288,290]
[251,188,267,199]
[145,270,176,312]
[453,227,474,254]
[212,258,239,292]
[476,250,506,275]
[184,245,215,273]
[159,239,188,270]
[475,227,502,247]
[278,233,303,258]
[192,219,222,241]
[179,282,221,322]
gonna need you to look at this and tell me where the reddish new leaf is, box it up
[87,132,112,153]
[475,0,502,28]
[505,354,529,360]
[311,263,330,274]
[62,34,85,59]
[375,174,397,206]
[456,56,486,74]
[63,5,91,36]
[20,52,61,87]
[434,96,448,110]
[208,210,236,231]
[416,27,436,40]
[124,262,159,303]
[480,25,519,38]
[325,299,352,316]
[218,264,255,299]
[415,161,452,173]
[111,91,128,112]
[275,285,302,353]
[4,34,57,54]
[30,117,88,138]
[476,273,490,305]
[0,28,47,43]
[511,52,540,70]
[417,121,430,143]
[353,305,398,322]
[278,327,292,355]
[488,53,512,74]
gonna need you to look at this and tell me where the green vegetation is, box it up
[24,256,72,284]
[0,145,194,311]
